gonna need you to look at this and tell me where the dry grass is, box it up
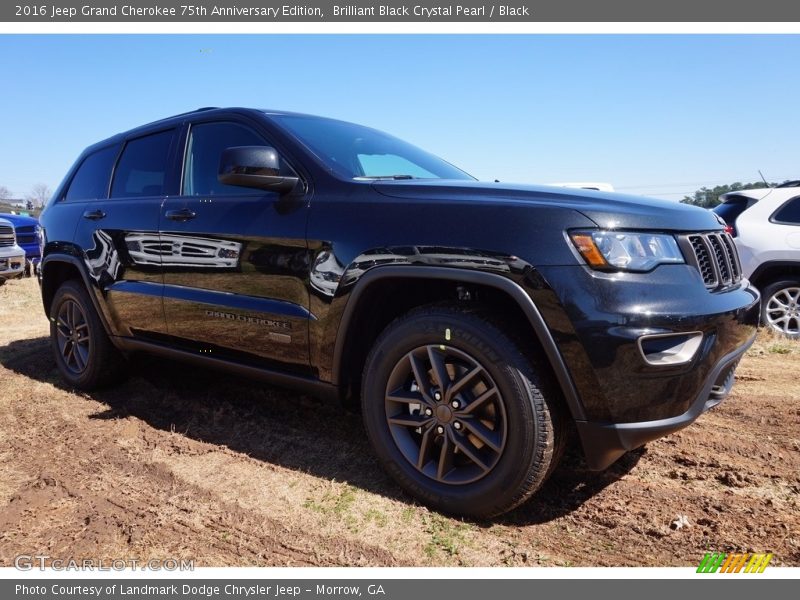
[0,276,798,566]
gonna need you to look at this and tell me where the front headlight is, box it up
[569,230,684,272]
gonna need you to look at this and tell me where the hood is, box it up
[372,180,722,231]
[0,213,39,228]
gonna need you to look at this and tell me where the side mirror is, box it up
[218,146,300,194]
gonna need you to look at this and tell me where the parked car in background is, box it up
[0,213,41,276]
[0,217,26,284]
[713,181,800,338]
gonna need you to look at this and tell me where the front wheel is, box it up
[761,279,800,338]
[361,305,561,518]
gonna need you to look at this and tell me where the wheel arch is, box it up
[749,260,800,290]
[330,266,586,421]
[40,252,115,338]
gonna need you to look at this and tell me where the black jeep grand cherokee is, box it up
[39,108,759,517]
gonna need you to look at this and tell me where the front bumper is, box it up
[574,332,755,470]
[0,250,25,279]
[532,263,760,470]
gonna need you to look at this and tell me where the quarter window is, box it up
[110,130,174,198]
[64,145,118,202]
[772,197,800,225]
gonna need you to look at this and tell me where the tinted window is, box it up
[183,122,292,196]
[111,130,174,198]
[64,145,118,202]
[772,196,800,224]
[712,195,753,225]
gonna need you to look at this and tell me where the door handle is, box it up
[82,209,106,221]
[165,208,197,222]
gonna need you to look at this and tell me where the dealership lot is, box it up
[0,276,797,567]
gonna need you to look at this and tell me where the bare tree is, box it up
[26,183,52,208]
[0,186,11,201]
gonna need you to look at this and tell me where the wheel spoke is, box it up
[416,424,436,470]
[460,418,503,453]
[451,432,490,472]
[427,346,451,391]
[436,430,455,481]
[447,364,483,400]
[408,352,434,404]
[71,302,80,330]
[387,413,434,428]
[64,343,75,368]
[386,387,429,407]
[459,386,498,415]
[73,342,88,372]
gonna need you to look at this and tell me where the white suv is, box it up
[714,182,800,337]
[0,217,26,285]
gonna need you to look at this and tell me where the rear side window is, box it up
[712,195,754,225]
[64,146,118,202]
[111,130,174,198]
[772,196,800,225]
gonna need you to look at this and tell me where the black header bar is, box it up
[4,1,800,22]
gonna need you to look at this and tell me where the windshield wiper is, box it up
[354,175,416,180]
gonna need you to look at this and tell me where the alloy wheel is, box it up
[765,286,800,336]
[384,344,507,485]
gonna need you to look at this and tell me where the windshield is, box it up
[271,114,474,181]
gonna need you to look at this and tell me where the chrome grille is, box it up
[0,225,15,248]
[683,232,742,291]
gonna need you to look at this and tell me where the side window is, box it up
[110,130,174,198]
[772,197,800,225]
[64,145,119,202]
[183,122,294,196]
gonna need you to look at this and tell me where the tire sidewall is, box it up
[362,310,547,517]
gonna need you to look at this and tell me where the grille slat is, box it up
[684,232,742,291]
[0,224,15,248]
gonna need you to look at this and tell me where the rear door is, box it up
[71,128,179,337]
[161,118,311,370]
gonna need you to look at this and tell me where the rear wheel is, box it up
[761,279,800,338]
[50,280,126,390]
[361,305,561,518]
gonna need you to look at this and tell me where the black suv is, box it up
[39,108,760,517]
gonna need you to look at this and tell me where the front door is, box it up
[161,120,311,371]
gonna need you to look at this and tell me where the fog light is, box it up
[637,332,703,366]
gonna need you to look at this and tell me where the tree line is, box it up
[0,184,52,210]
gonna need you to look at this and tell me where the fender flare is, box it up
[749,260,800,287]
[40,253,115,337]
[331,265,585,421]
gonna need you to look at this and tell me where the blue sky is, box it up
[1,34,799,200]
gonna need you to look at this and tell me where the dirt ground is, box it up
[0,276,798,567]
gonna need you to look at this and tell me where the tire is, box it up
[361,305,561,518]
[49,279,126,390]
[760,279,800,339]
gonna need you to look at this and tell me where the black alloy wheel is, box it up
[384,344,507,485]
